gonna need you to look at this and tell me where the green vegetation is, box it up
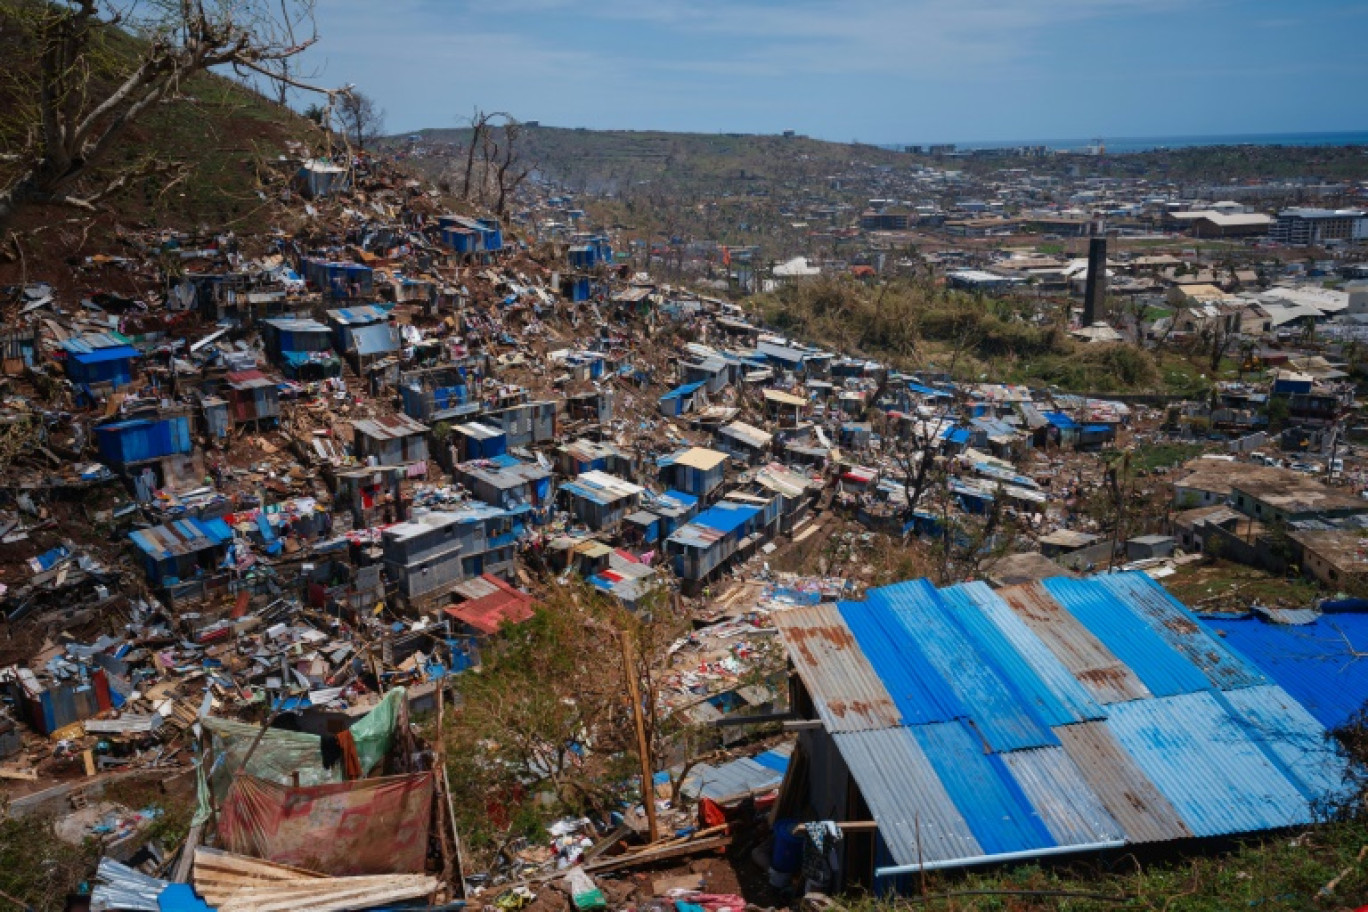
[1129,442,1206,473]
[752,276,1164,393]
[1163,559,1322,612]
[0,1,321,241]
[833,819,1368,911]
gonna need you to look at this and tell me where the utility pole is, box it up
[618,628,659,842]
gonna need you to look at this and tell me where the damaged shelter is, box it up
[771,571,1349,894]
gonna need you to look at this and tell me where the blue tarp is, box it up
[68,345,139,365]
[691,502,760,536]
[1045,412,1078,430]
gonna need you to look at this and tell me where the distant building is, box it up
[1269,208,1368,246]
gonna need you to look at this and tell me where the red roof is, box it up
[444,574,535,636]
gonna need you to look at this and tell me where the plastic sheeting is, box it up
[200,688,406,813]
[218,772,434,875]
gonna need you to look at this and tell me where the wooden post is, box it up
[619,628,659,842]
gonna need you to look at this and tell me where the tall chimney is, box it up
[1082,217,1107,327]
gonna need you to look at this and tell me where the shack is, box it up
[352,414,430,469]
[558,470,645,532]
[658,447,729,502]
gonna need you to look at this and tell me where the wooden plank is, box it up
[583,834,732,874]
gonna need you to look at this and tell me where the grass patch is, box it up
[1130,442,1205,473]
[1162,559,1322,612]
[833,819,1368,911]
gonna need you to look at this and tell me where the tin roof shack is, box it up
[715,421,773,466]
[771,572,1349,896]
[382,505,519,607]
[1,665,117,737]
[1228,465,1368,525]
[1289,529,1368,588]
[399,365,476,423]
[95,412,200,501]
[752,463,821,533]
[224,370,281,428]
[1037,529,1102,560]
[60,332,140,399]
[660,381,709,418]
[327,305,400,374]
[437,215,503,257]
[352,414,430,472]
[557,439,632,478]
[589,551,663,612]
[666,500,770,594]
[659,447,729,503]
[483,399,557,448]
[444,573,534,640]
[564,388,615,426]
[683,355,732,395]
[1127,534,1177,561]
[763,388,809,428]
[260,318,341,380]
[129,517,235,605]
[450,421,507,464]
[455,456,554,524]
[295,158,350,198]
[558,470,644,533]
[299,258,374,300]
[332,464,406,530]
[624,489,700,546]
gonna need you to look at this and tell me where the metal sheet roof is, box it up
[998,746,1124,847]
[1052,722,1192,844]
[1105,692,1311,838]
[909,720,1055,855]
[777,572,1348,874]
[1093,573,1267,690]
[997,583,1151,705]
[868,581,1057,751]
[834,727,983,866]
[352,413,429,440]
[939,582,1105,726]
[691,502,760,536]
[772,604,900,732]
[1220,684,1351,802]
[1043,577,1214,698]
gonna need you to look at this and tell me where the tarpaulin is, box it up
[218,772,433,875]
[200,688,406,811]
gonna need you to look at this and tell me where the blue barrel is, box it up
[771,819,803,874]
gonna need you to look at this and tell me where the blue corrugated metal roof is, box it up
[1093,573,1266,691]
[838,598,968,726]
[773,571,1348,877]
[910,720,1056,855]
[1218,685,1350,803]
[1045,411,1078,429]
[1105,692,1311,838]
[1043,577,1213,698]
[870,580,1058,750]
[691,502,760,535]
[939,582,1105,726]
[660,381,707,400]
[1200,611,1368,729]
[68,345,139,364]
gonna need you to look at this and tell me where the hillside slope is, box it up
[0,3,323,265]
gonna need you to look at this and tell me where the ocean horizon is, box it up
[889,130,1368,154]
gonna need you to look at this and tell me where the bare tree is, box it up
[485,118,532,217]
[335,89,384,151]
[458,107,497,201]
[0,0,330,233]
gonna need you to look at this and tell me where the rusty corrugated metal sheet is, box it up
[997,582,1151,704]
[773,604,900,732]
[1053,722,1192,844]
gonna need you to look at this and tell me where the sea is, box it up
[891,131,1368,155]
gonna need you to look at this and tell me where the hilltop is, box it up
[0,2,325,269]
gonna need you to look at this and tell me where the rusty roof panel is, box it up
[773,604,901,732]
[1054,722,1192,844]
[997,582,1151,705]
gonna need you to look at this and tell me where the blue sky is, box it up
[298,0,1368,143]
